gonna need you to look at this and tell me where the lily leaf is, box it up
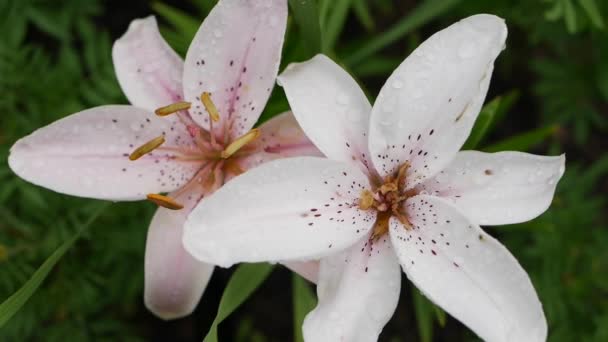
[292,274,317,342]
[288,0,322,57]
[483,125,559,153]
[322,0,353,54]
[204,263,275,342]
[0,204,108,327]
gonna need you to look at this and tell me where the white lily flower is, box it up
[183,14,564,341]
[9,0,320,320]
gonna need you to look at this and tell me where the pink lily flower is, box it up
[183,15,565,341]
[9,0,319,320]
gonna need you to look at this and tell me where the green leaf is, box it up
[563,0,578,33]
[483,125,559,153]
[413,288,434,342]
[344,0,461,66]
[322,0,352,53]
[292,274,317,342]
[462,91,519,150]
[204,263,275,342]
[0,204,108,327]
[352,0,374,31]
[288,0,322,57]
[578,0,605,29]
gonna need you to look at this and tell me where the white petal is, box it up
[112,16,184,111]
[278,55,374,173]
[418,151,566,225]
[390,195,547,342]
[303,236,401,342]
[145,187,214,320]
[183,157,376,267]
[369,14,507,187]
[8,106,198,201]
[183,0,287,137]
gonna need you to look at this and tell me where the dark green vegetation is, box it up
[1,0,606,341]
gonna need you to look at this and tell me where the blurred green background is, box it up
[1,0,607,341]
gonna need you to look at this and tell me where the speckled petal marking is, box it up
[183,0,288,138]
[390,195,547,342]
[303,236,401,342]
[183,157,376,268]
[417,151,566,225]
[369,14,508,189]
[8,105,199,200]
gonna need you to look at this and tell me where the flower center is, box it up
[359,163,415,239]
[128,93,260,210]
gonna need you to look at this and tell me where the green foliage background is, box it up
[0,0,607,341]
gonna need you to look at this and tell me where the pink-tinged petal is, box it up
[145,187,214,320]
[8,105,198,201]
[112,16,184,112]
[183,157,376,267]
[418,151,566,225]
[391,195,547,342]
[369,14,507,187]
[183,0,287,137]
[283,260,319,284]
[278,55,374,173]
[303,235,400,342]
[234,111,322,174]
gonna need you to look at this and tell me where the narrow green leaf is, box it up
[563,0,578,33]
[204,263,274,342]
[483,125,559,153]
[0,204,108,327]
[344,0,461,66]
[322,0,352,53]
[462,91,519,150]
[292,274,317,342]
[578,0,605,29]
[352,0,374,31]
[412,288,434,342]
[288,0,322,57]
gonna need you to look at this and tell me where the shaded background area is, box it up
[0,0,607,341]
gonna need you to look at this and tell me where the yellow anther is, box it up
[221,129,260,159]
[201,92,220,122]
[146,194,184,210]
[129,135,165,161]
[155,101,191,116]
[358,190,375,210]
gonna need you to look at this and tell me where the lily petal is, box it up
[391,195,547,342]
[369,14,507,187]
[183,157,376,267]
[233,111,322,175]
[8,105,198,200]
[303,236,401,342]
[183,0,287,137]
[112,16,184,112]
[418,151,566,225]
[278,55,374,173]
[145,187,214,320]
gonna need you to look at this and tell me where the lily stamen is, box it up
[129,135,165,160]
[221,129,260,159]
[146,193,184,210]
[154,101,191,116]
[201,92,220,122]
